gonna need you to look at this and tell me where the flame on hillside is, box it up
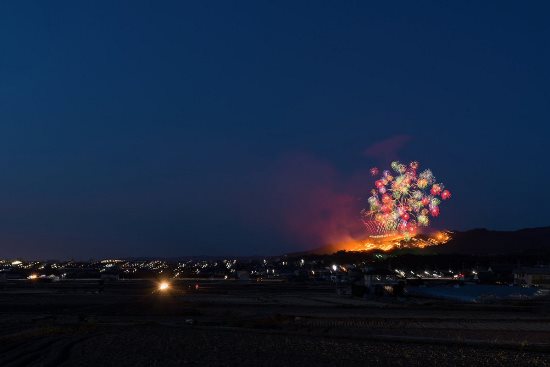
[334,231,451,253]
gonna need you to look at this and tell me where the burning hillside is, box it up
[312,231,452,254]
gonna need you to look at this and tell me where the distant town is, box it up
[3,250,550,303]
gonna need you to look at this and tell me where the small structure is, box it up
[514,266,550,288]
[364,268,402,296]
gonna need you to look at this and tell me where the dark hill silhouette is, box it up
[434,227,550,255]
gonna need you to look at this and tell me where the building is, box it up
[514,267,550,288]
[364,268,403,296]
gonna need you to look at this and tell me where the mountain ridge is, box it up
[296,226,550,256]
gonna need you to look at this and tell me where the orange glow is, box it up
[158,281,170,291]
[334,231,451,252]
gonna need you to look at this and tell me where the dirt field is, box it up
[1,279,550,366]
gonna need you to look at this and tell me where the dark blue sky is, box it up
[1,1,549,259]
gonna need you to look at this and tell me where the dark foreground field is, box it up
[1,280,550,366]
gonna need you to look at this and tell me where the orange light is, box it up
[336,231,451,253]
[158,281,170,291]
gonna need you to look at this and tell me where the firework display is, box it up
[362,161,451,237]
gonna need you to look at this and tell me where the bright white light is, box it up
[332,265,337,271]
[158,281,170,291]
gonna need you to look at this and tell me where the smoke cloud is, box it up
[270,135,412,251]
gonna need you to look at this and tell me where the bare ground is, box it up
[1,280,550,366]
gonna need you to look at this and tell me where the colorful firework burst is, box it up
[362,161,451,238]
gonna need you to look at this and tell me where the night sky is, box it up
[1,2,549,259]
